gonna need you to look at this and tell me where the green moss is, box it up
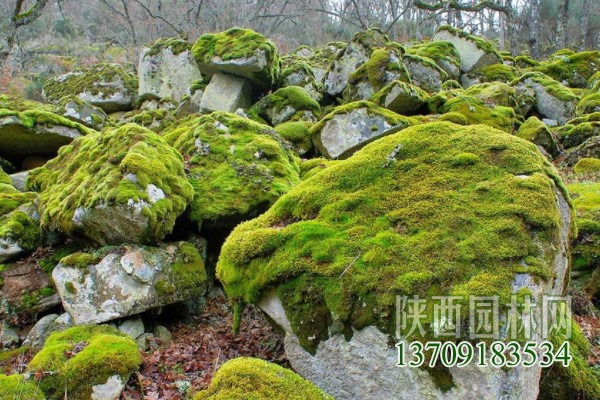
[60,252,102,269]
[406,41,460,70]
[370,81,429,116]
[515,116,559,156]
[0,203,40,253]
[0,374,45,400]
[28,325,141,400]
[162,112,300,230]
[122,108,176,133]
[192,27,280,88]
[442,95,516,132]
[576,93,600,116]
[217,122,571,349]
[248,86,321,125]
[43,63,138,104]
[566,182,600,274]
[18,286,57,311]
[574,158,600,175]
[588,71,600,92]
[347,47,411,92]
[535,51,600,88]
[515,55,540,69]
[436,25,501,57]
[143,36,191,58]
[464,64,517,83]
[274,121,314,155]
[512,72,578,103]
[402,53,448,81]
[193,357,333,399]
[154,241,207,301]
[0,94,56,113]
[438,112,467,125]
[442,80,462,90]
[27,123,193,244]
[464,82,518,108]
[298,158,339,180]
[558,122,600,148]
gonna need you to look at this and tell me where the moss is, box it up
[153,241,207,301]
[576,93,600,116]
[347,47,411,92]
[193,357,333,399]
[438,112,467,125]
[60,252,103,269]
[588,71,600,92]
[402,53,448,80]
[248,86,321,125]
[162,112,300,230]
[143,36,191,58]
[516,116,559,156]
[512,71,578,103]
[43,63,138,103]
[370,80,429,116]
[274,121,314,156]
[442,80,462,90]
[406,41,460,70]
[464,64,517,83]
[217,122,571,350]
[27,123,193,244]
[122,108,176,133]
[515,55,540,69]
[0,374,45,399]
[0,200,40,253]
[436,25,500,57]
[558,122,600,148]
[298,158,339,180]
[192,27,280,88]
[426,89,464,113]
[566,182,600,275]
[464,82,518,108]
[442,95,516,132]
[574,158,600,175]
[18,286,57,311]
[535,51,600,88]
[0,94,56,113]
[28,325,141,400]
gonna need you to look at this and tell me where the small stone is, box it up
[23,314,59,349]
[153,325,172,346]
[118,317,145,339]
[1,324,20,348]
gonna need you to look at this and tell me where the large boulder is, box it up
[218,122,573,400]
[162,112,300,230]
[55,95,108,131]
[193,357,333,400]
[279,55,322,101]
[460,64,517,88]
[52,241,207,324]
[370,80,428,116]
[324,29,390,97]
[311,101,415,159]
[433,25,502,73]
[249,86,321,125]
[200,73,252,113]
[402,53,447,92]
[535,50,600,88]
[139,37,203,102]
[43,63,138,113]
[440,95,516,132]
[516,116,560,158]
[192,27,280,89]
[27,124,193,245]
[405,41,461,80]
[27,325,141,400]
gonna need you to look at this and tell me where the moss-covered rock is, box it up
[279,55,322,101]
[588,71,600,93]
[464,81,518,109]
[249,86,321,125]
[298,157,339,180]
[43,63,138,113]
[402,53,447,92]
[576,93,600,116]
[564,136,600,166]
[311,101,416,159]
[441,95,516,132]
[516,116,560,157]
[218,121,570,351]
[28,325,141,400]
[192,27,280,89]
[535,50,600,88]
[370,80,428,115]
[433,25,502,73]
[162,112,300,230]
[274,121,314,156]
[557,121,600,149]
[342,46,410,102]
[405,41,461,80]
[193,357,333,399]
[52,241,207,324]
[27,123,193,245]
[574,158,600,175]
[0,373,45,399]
[461,64,517,88]
[515,55,539,69]
[56,95,108,130]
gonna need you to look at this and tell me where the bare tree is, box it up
[1,0,50,69]
[581,0,590,50]
[556,0,569,49]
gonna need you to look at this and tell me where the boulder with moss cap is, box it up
[405,41,461,80]
[274,121,314,156]
[43,63,138,113]
[249,86,321,125]
[192,27,280,89]
[370,80,428,115]
[323,28,391,97]
[402,53,447,92]
[193,357,333,400]
[52,241,207,324]
[217,121,573,400]
[55,95,108,131]
[460,63,517,88]
[162,112,300,230]
[27,123,194,245]
[139,36,203,102]
[576,93,600,116]
[279,54,322,101]
[463,81,518,109]
[311,100,416,159]
[516,117,560,158]
[433,25,502,73]
[27,325,141,400]
[535,50,600,89]
[440,95,516,132]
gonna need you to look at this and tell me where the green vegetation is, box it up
[153,241,208,301]
[576,93,600,116]
[347,47,411,92]
[193,357,333,400]
[436,25,501,57]
[27,325,141,400]
[515,116,559,156]
[248,86,321,125]
[274,121,314,155]
[405,41,460,72]
[513,72,578,103]
[535,51,600,88]
[442,95,516,132]
[0,374,45,400]
[143,36,191,58]
[574,158,600,175]
[464,64,517,83]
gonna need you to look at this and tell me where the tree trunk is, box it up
[120,0,138,46]
[499,7,506,51]
[557,0,569,49]
[581,0,590,50]
[529,0,540,58]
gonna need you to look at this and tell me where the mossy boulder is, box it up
[370,80,428,115]
[192,27,280,89]
[279,55,322,101]
[342,46,410,102]
[311,101,416,159]
[56,95,108,130]
[576,93,600,116]
[274,121,314,156]
[52,241,207,324]
[515,55,540,69]
[574,158,600,175]
[564,136,600,166]
[28,325,141,400]
[139,37,202,102]
[405,41,461,80]
[193,357,333,399]
[433,25,502,73]
[461,64,517,88]
[27,123,193,245]
[512,72,578,124]
[441,95,516,132]
[464,81,518,109]
[535,50,600,88]
[588,71,600,92]
[218,121,571,399]
[43,63,138,113]
[324,28,391,97]
[557,122,600,148]
[402,53,447,92]
[249,86,321,125]
[162,112,300,230]
[0,373,45,399]
[516,116,560,157]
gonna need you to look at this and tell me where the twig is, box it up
[340,252,361,277]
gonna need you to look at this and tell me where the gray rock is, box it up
[58,97,108,130]
[118,317,145,339]
[0,324,20,348]
[138,45,202,102]
[136,333,155,350]
[91,375,126,400]
[372,81,428,115]
[9,171,28,192]
[52,241,207,324]
[54,312,74,330]
[153,325,172,346]
[513,77,577,124]
[403,54,446,92]
[200,73,252,113]
[433,27,502,73]
[176,88,203,117]
[23,314,60,349]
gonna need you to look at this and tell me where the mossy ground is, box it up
[27,123,193,243]
[193,357,333,400]
[218,122,570,352]
[162,112,300,229]
[27,325,141,400]
[0,373,45,399]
